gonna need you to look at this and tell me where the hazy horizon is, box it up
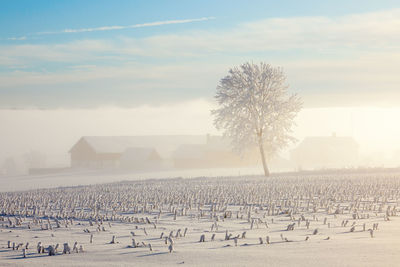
[1,1,400,172]
[1,102,399,170]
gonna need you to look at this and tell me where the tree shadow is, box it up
[118,250,142,255]
[137,251,169,257]
[5,253,58,260]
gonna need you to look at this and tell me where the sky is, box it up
[1,0,400,108]
[1,0,400,168]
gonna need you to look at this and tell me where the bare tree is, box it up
[212,62,302,176]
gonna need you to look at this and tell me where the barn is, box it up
[69,137,162,169]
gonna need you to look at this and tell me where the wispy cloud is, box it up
[39,17,215,35]
[6,36,27,41]
[1,9,400,108]
[3,17,214,40]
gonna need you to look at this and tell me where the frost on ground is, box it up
[1,173,400,267]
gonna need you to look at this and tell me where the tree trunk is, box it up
[258,139,270,177]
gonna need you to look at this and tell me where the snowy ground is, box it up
[1,173,400,266]
[0,167,262,192]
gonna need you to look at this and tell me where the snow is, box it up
[1,172,400,266]
[0,168,262,192]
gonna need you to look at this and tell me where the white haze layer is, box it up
[0,99,399,168]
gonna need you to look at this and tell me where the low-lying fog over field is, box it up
[1,172,400,266]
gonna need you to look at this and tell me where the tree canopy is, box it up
[212,62,302,176]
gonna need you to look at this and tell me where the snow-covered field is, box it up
[0,167,262,193]
[1,173,400,266]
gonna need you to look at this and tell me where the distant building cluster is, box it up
[68,133,360,172]
[0,134,363,176]
[69,135,258,171]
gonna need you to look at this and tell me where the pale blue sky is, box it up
[1,0,400,108]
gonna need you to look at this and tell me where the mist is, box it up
[1,101,399,175]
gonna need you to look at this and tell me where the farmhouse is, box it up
[290,134,359,170]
